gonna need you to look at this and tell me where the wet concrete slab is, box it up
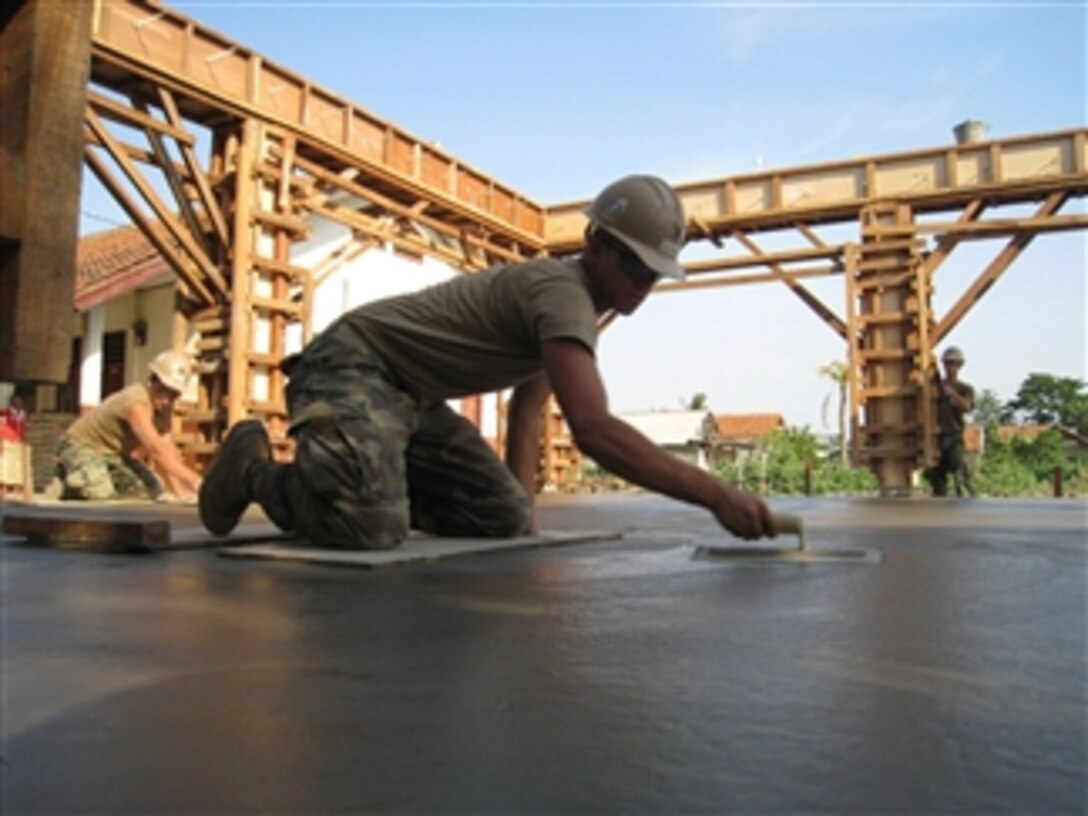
[1,495,1085,813]
[220,529,622,568]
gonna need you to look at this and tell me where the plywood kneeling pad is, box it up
[219,529,622,568]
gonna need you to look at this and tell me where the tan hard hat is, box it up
[148,350,192,393]
[585,175,687,280]
[942,346,966,365]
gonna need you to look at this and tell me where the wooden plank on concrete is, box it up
[3,514,169,553]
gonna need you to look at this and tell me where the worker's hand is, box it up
[709,483,777,540]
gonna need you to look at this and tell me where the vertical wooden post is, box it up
[0,0,95,382]
[226,120,257,426]
[843,242,860,466]
[855,203,924,495]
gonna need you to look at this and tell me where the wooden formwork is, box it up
[540,397,581,491]
[851,203,929,493]
[2,0,1086,493]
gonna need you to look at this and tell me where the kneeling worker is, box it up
[200,174,777,548]
[55,350,203,501]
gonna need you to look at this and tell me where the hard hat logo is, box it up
[585,175,687,281]
[604,197,629,219]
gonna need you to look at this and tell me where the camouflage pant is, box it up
[55,440,162,501]
[927,433,973,497]
[250,347,532,550]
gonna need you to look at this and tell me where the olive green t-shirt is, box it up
[63,382,153,456]
[937,380,975,435]
[310,257,599,399]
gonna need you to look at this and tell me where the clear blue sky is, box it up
[84,1,1086,429]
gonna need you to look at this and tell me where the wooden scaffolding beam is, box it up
[3,0,1086,495]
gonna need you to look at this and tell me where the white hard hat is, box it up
[148,350,192,393]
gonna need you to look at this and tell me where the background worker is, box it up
[1,392,28,442]
[927,345,975,497]
[200,174,777,548]
[55,350,202,502]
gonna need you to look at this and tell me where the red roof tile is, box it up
[994,423,1052,443]
[714,413,786,439]
[75,225,172,311]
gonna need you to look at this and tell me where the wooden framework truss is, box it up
[85,0,1088,491]
[4,0,1084,494]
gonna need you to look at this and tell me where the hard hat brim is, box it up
[595,225,686,281]
[628,240,686,281]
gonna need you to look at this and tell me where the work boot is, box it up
[249,460,296,533]
[199,420,270,535]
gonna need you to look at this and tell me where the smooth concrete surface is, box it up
[1,494,1085,814]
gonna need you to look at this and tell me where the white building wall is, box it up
[79,305,106,408]
[288,215,505,433]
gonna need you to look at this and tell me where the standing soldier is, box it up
[927,346,975,497]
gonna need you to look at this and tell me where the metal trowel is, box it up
[694,512,882,564]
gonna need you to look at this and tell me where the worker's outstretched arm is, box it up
[542,339,775,540]
[126,402,202,497]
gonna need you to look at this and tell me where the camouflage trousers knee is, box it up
[55,441,161,501]
[253,354,532,550]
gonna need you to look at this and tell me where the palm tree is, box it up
[818,360,849,465]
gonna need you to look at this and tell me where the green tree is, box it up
[720,426,877,496]
[1005,373,1088,432]
[973,388,1004,428]
[685,392,708,411]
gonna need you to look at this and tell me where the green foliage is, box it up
[719,427,877,496]
[685,392,708,411]
[811,461,879,494]
[1005,373,1088,432]
[973,427,1088,497]
[973,388,1004,428]
[713,420,1087,498]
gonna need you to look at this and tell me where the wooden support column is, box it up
[854,203,927,495]
[842,243,861,465]
[0,0,94,381]
[227,120,258,427]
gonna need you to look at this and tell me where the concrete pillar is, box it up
[79,307,105,410]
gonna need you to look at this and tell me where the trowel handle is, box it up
[772,513,808,551]
[772,513,804,537]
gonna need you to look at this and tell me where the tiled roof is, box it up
[75,225,172,311]
[714,413,786,440]
[993,423,1052,443]
[76,225,158,286]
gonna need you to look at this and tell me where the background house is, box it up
[710,413,787,468]
[618,410,719,470]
